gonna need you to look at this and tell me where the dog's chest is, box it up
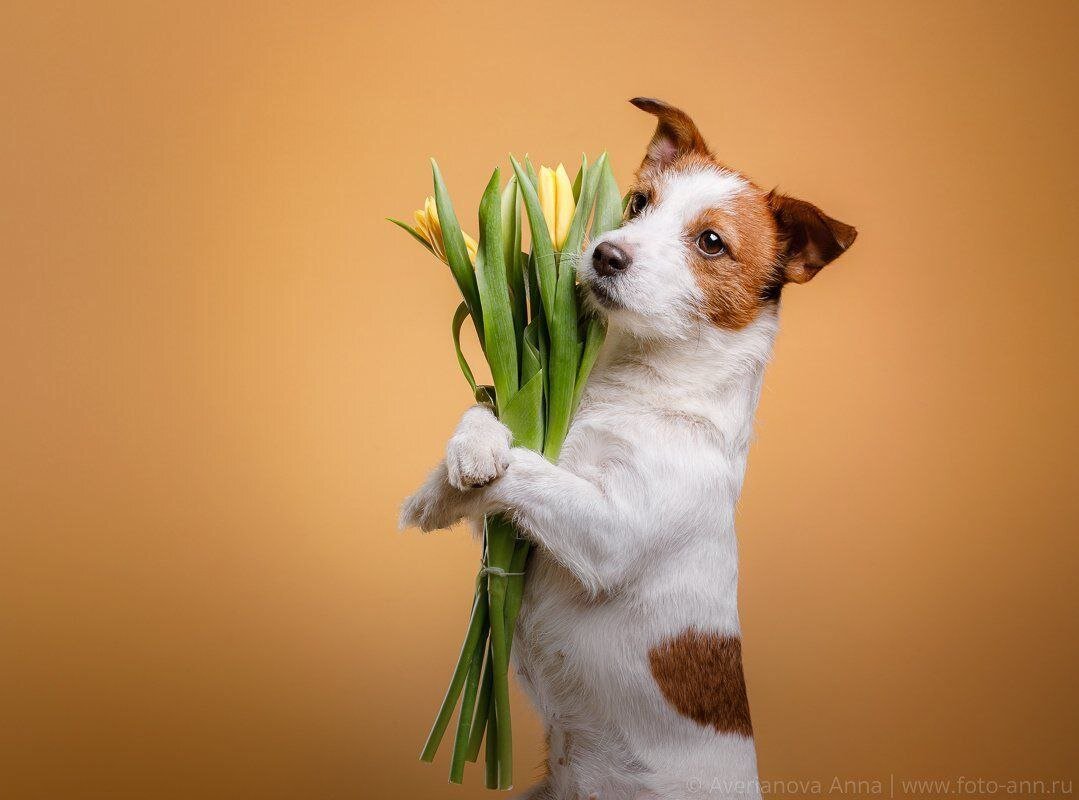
[556,390,702,483]
[514,553,642,717]
[511,403,729,714]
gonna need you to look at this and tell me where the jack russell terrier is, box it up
[401,97,857,800]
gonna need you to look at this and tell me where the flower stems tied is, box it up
[392,153,624,786]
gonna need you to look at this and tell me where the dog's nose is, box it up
[592,241,632,277]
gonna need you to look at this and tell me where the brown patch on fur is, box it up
[686,190,781,329]
[648,628,753,737]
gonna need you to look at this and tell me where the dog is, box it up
[401,97,857,799]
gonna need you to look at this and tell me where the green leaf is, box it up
[544,153,607,459]
[501,177,526,345]
[431,160,484,337]
[387,218,435,255]
[592,157,623,238]
[500,177,520,275]
[524,157,539,188]
[571,156,586,203]
[525,250,543,321]
[500,371,544,452]
[525,253,550,401]
[475,168,519,414]
[521,318,543,384]
[560,152,606,261]
[510,156,556,321]
[451,302,478,394]
[572,315,606,413]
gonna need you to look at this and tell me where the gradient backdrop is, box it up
[4,2,1078,798]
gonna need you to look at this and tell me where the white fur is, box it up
[402,166,775,799]
[445,403,512,490]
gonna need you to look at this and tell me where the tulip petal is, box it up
[553,164,575,249]
[538,166,557,249]
[425,196,443,238]
[413,210,430,239]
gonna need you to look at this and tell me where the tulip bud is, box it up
[553,164,574,249]
[413,196,478,264]
[537,164,577,250]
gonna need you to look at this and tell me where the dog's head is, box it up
[582,98,856,340]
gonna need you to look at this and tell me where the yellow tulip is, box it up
[537,163,576,249]
[413,195,478,264]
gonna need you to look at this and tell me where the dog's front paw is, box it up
[399,493,444,533]
[398,484,437,532]
[399,462,471,532]
[446,405,512,491]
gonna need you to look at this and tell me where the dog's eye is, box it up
[696,230,726,256]
[627,192,648,218]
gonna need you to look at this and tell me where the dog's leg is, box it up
[399,404,509,531]
[401,404,635,594]
[484,447,629,594]
[398,459,486,532]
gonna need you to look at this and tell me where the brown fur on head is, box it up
[595,98,857,332]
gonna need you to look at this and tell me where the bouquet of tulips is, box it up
[392,154,623,788]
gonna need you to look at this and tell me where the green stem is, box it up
[449,632,487,783]
[484,706,499,789]
[419,579,488,762]
[542,272,579,462]
[488,587,512,788]
[465,647,493,762]
[504,539,530,649]
[485,515,516,789]
[466,535,529,774]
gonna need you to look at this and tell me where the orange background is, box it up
[3,1,1078,798]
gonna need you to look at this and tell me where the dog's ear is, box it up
[630,97,709,170]
[768,191,857,284]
